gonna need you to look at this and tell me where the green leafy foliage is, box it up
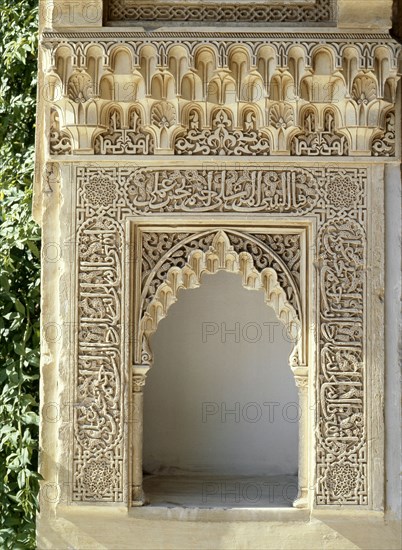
[0,1,40,548]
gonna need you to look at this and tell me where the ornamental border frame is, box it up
[57,159,384,510]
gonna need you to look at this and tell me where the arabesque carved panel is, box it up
[317,218,366,504]
[74,216,125,502]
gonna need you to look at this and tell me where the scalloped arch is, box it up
[139,230,302,370]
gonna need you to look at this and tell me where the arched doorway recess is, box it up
[131,229,309,508]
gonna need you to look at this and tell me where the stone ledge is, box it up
[37,508,401,549]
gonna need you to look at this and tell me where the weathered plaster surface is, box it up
[37,508,401,549]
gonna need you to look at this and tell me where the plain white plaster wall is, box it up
[143,271,298,476]
[385,163,402,519]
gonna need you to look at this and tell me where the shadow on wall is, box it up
[391,0,402,45]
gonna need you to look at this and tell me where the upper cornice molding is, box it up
[42,30,396,42]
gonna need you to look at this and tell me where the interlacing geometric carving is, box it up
[107,0,336,24]
[291,108,348,156]
[175,108,271,155]
[325,174,362,209]
[94,107,154,155]
[75,164,368,505]
[83,173,118,206]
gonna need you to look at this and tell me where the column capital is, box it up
[291,365,308,388]
[294,375,309,389]
[132,365,150,392]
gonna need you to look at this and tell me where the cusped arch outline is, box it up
[139,230,302,370]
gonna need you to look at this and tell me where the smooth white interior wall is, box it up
[143,271,298,476]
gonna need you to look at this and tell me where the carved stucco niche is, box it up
[131,227,306,505]
[65,161,381,510]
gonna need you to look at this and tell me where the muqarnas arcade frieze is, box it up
[42,33,400,157]
[69,163,372,506]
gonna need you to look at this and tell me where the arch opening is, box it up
[139,230,302,368]
[132,230,308,508]
[142,271,299,508]
[143,271,301,508]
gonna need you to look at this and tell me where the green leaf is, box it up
[17,470,26,489]
[3,312,21,321]
[0,2,40,547]
[26,240,39,259]
[13,299,25,315]
[20,412,38,425]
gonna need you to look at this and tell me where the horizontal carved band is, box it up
[44,35,399,157]
[107,0,336,23]
[76,166,365,216]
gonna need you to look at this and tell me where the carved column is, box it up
[131,365,150,506]
[292,366,309,509]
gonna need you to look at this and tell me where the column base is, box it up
[132,485,148,506]
[293,487,308,509]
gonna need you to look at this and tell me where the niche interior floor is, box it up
[141,474,298,509]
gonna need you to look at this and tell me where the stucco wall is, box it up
[385,163,402,519]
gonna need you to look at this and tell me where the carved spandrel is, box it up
[138,230,302,367]
[140,230,302,319]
